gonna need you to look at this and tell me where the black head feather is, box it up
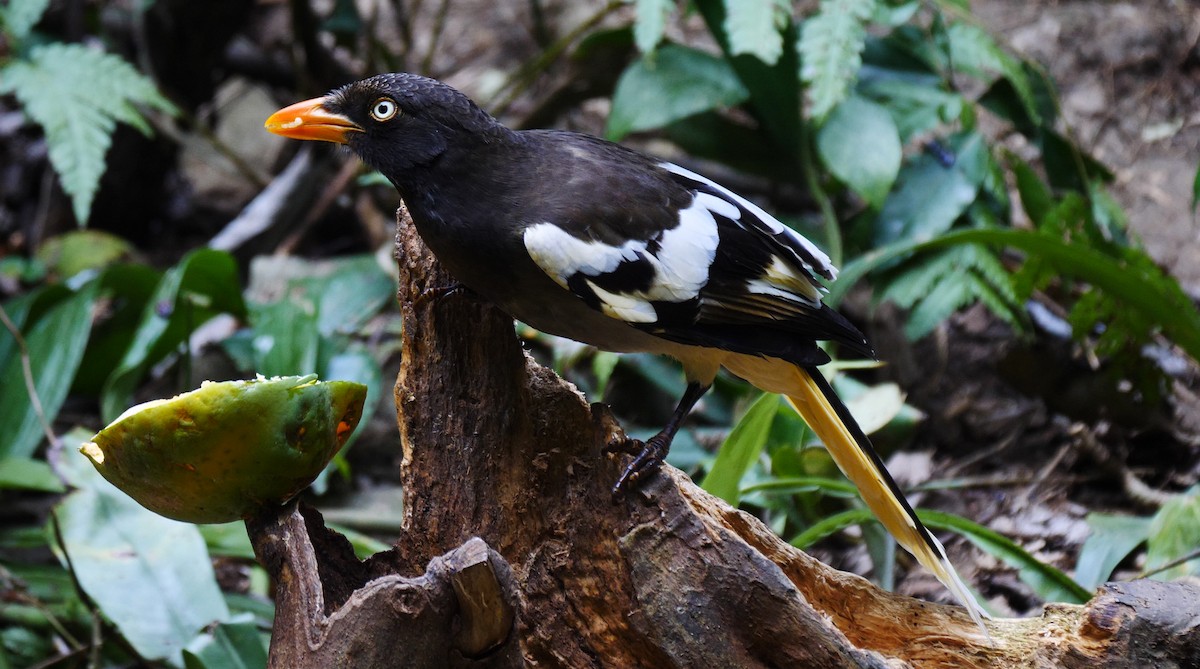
[322,73,511,178]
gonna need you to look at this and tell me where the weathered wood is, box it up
[446,537,516,657]
[248,205,1200,668]
[248,504,523,668]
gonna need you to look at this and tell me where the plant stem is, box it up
[0,305,59,453]
[797,114,843,267]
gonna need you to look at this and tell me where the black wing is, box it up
[521,155,873,366]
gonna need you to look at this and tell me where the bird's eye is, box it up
[370,98,398,122]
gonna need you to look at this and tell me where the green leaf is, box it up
[702,392,779,504]
[862,25,942,76]
[197,523,256,561]
[606,44,750,140]
[249,296,320,377]
[1040,128,1112,192]
[857,69,963,141]
[591,351,621,397]
[74,263,162,395]
[633,0,674,53]
[817,94,901,208]
[862,519,896,590]
[919,509,1091,604]
[798,0,875,120]
[0,290,38,383]
[327,523,392,560]
[741,475,859,498]
[0,43,175,224]
[1075,513,1153,590]
[1008,152,1053,224]
[0,282,97,458]
[55,429,231,665]
[100,249,245,422]
[879,245,956,309]
[874,131,988,245]
[1191,161,1199,212]
[0,457,64,492]
[183,616,268,669]
[1088,182,1129,246]
[725,0,786,65]
[904,270,972,339]
[789,506,866,549]
[694,0,802,160]
[36,229,135,279]
[871,0,918,26]
[945,23,1040,127]
[310,257,393,337]
[1146,489,1200,580]
[834,227,1200,362]
[0,0,50,42]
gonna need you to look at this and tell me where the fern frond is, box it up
[881,243,1022,339]
[965,243,1019,304]
[904,274,972,340]
[880,247,958,309]
[0,43,175,224]
[968,274,1019,327]
[725,0,788,65]
[0,0,50,42]
[798,0,876,120]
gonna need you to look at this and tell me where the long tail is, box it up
[784,365,989,632]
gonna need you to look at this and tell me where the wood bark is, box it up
[248,206,1200,668]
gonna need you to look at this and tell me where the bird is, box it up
[265,72,989,630]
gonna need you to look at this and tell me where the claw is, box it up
[414,281,469,308]
[603,434,644,457]
[607,381,711,499]
[611,434,669,497]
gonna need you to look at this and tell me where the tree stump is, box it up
[247,205,1200,668]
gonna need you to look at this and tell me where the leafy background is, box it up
[2,0,1199,666]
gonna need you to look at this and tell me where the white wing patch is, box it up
[523,195,721,324]
[659,161,838,281]
[523,223,641,287]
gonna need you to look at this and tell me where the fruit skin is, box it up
[81,375,367,523]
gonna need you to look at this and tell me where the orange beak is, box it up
[264,96,362,144]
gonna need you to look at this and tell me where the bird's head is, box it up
[265,73,505,178]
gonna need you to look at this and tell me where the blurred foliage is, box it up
[0,0,176,224]
[1,0,1198,665]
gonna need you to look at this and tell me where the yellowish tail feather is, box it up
[784,365,990,634]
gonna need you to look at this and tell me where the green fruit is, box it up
[81,375,367,523]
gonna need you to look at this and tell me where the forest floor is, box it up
[877,0,1200,613]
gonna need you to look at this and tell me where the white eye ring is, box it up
[370,98,398,121]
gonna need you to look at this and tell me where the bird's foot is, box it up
[414,281,470,308]
[610,434,670,498]
[602,432,644,456]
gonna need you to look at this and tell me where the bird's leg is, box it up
[611,381,710,496]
